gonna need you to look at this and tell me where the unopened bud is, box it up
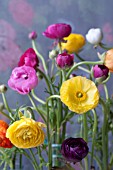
[28,31,37,40]
[0,84,7,93]
[49,50,58,59]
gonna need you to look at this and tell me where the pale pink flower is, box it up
[8,66,38,95]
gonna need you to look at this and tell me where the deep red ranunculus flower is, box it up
[61,137,89,163]
[56,52,74,69]
[18,48,39,69]
[42,23,72,39]
[0,120,13,148]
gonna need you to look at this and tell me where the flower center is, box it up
[75,91,87,101]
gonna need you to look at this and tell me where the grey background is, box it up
[0,0,113,169]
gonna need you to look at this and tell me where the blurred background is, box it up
[0,0,113,169]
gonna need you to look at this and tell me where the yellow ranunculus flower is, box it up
[60,76,99,114]
[61,33,85,54]
[6,117,46,148]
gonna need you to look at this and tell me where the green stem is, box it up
[99,43,113,50]
[83,113,88,170]
[61,69,66,82]
[0,110,13,120]
[103,84,109,100]
[78,66,91,73]
[90,109,97,167]
[36,67,53,95]
[28,93,46,122]
[46,101,52,170]
[100,98,108,170]
[2,93,12,113]
[29,149,39,170]
[19,154,22,169]
[31,89,46,104]
[37,147,43,170]
[46,95,61,169]
[66,60,103,79]
[89,152,102,170]
[32,40,48,74]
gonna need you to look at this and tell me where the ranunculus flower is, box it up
[18,48,39,69]
[104,49,113,72]
[42,23,72,39]
[60,76,99,114]
[93,65,109,83]
[0,120,13,148]
[61,33,85,54]
[8,65,38,95]
[56,52,74,69]
[61,137,89,163]
[86,28,103,45]
[28,31,37,40]
[6,117,46,148]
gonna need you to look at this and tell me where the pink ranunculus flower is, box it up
[18,48,39,69]
[8,66,38,95]
[28,31,37,40]
[42,23,72,39]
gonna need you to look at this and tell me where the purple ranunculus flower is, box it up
[18,48,39,69]
[28,31,37,39]
[8,66,38,95]
[56,52,74,69]
[42,23,72,39]
[61,137,89,163]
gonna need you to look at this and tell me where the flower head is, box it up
[104,49,113,72]
[60,76,99,114]
[56,52,74,69]
[8,65,38,95]
[93,65,109,83]
[42,23,72,39]
[18,48,39,69]
[61,33,85,54]
[6,117,46,148]
[0,120,13,148]
[28,31,37,39]
[86,28,103,45]
[61,137,89,163]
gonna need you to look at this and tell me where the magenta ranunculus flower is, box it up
[61,137,89,163]
[8,66,38,95]
[56,52,74,69]
[93,65,109,78]
[93,65,109,83]
[18,48,39,69]
[42,23,72,39]
[28,31,37,39]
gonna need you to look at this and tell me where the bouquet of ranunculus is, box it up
[0,23,113,170]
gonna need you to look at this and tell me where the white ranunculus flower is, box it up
[86,28,103,45]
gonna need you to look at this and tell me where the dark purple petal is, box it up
[61,137,89,163]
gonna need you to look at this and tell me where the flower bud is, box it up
[61,137,89,163]
[92,65,109,83]
[49,50,59,59]
[86,28,103,45]
[0,84,7,93]
[28,31,37,39]
[56,52,74,69]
